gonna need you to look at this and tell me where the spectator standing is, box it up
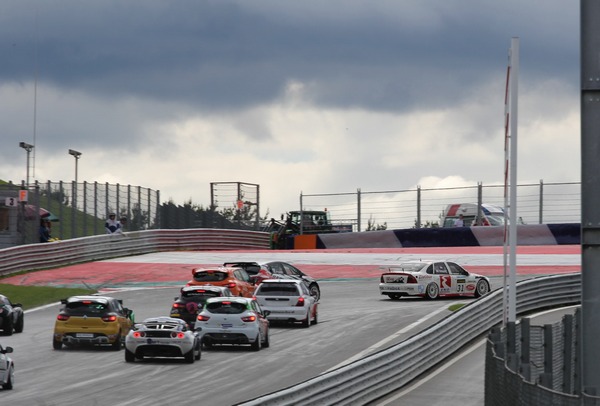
[119,216,127,232]
[453,214,465,227]
[39,219,51,243]
[105,213,121,234]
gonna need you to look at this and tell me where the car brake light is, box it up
[57,314,70,321]
[295,297,305,307]
[197,314,210,321]
[408,275,418,283]
[172,303,185,309]
[170,332,186,339]
[227,283,236,289]
[241,315,257,322]
[102,314,118,322]
[133,331,145,338]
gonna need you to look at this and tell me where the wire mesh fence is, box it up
[7,180,160,245]
[300,181,581,231]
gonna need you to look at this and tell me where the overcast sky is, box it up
[0,1,580,219]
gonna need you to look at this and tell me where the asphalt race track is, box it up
[0,246,579,405]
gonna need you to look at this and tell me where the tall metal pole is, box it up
[68,150,82,218]
[508,38,519,323]
[580,0,600,395]
[19,142,34,187]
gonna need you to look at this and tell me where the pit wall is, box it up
[301,223,581,249]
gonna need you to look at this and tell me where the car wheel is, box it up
[184,349,195,363]
[14,315,24,333]
[312,309,318,325]
[302,313,310,328]
[2,318,13,336]
[387,294,400,300]
[53,338,63,350]
[203,340,213,350]
[474,279,491,298]
[262,330,270,348]
[425,283,440,300]
[125,349,135,362]
[309,284,320,301]
[194,342,202,360]
[250,334,261,351]
[2,366,14,390]
[111,333,122,351]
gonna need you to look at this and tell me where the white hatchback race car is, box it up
[124,317,201,363]
[253,279,318,327]
[379,260,491,300]
[195,297,270,351]
[0,344,14,390]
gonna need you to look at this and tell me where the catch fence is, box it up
[300,180,580,231]
[3,180,160,245]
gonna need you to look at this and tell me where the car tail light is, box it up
[57,314,70,321]
[241,314,257,322]
[133,331,145,338]
[407,275,418,283]
[172,303,185,309]
[102,314,118,322]
[227,282,236,289]
[295,297,305,307]
[170,332,186,339]
[197,314,210,322]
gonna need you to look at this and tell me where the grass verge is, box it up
[0,284,97,310]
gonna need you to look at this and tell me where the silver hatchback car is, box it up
[195,297,270,351]
[254,279,318,328]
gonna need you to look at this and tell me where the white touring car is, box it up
[379,260,491,300]
[124,317,201,363]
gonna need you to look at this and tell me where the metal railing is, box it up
[238,274,581,405]
[300,180,581,231]
[0,229,270,278]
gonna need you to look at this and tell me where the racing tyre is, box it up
[111,333,122,351]
[387,294,401,300]
[203,340,213,350]
[14,315,24,333]
[262,331,270,348]
[250,334,261,352]
[425,283,440,300]
[309,284,320,301]
[312,310,318,325]
[2,318,13,336]
[184,349,195,363]
[302,313,310,328]
[474,279,491,298]
[53,339,63,350]
[125,349,135,362]
[194,342,202,360]
[2,366,13,390]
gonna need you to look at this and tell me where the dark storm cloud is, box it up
[1,1,578,114]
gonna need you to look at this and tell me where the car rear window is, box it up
[182,290,223,302]
[65,301,108,316]
[193,271,227,282]
[256,283,299,296]
[206,302,247,314]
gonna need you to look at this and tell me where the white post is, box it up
[508,37,519,322]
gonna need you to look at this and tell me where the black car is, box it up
[170,286,233,329]
[0,295,24,336]
[225,261,321,301]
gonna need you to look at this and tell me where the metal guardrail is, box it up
[238,274,581,406]
[0,229,271,278]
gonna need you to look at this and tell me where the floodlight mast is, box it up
[19,142,34,187]
[69,149,81,207]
